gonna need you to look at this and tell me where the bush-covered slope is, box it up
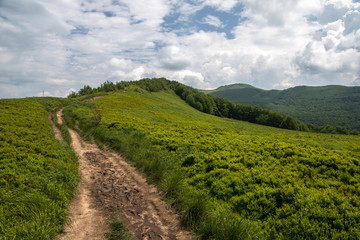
[206,84,360,130]
[70,78,313,132]
[0,98,78,239]
[65,88,360,239]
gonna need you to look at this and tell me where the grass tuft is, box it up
[106,215,133,240]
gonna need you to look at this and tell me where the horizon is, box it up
[1,78,360,99]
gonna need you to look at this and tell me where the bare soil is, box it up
[48,113,64,143]
[87,96,104,101]
[54,109,192,240]
[56,108,64,125]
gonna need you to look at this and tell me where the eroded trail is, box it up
[48,113,64,143]
[55,111,191,239]
[57,130,109,240]
[56,108,64,125]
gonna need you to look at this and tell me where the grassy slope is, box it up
[96,91,359,152]
[0,98,78,239]
[67,90,360,239]
[205,84,360,130]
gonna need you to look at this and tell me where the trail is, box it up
[48,112,63,143]
[53,109,191,240]
[56,108,64,125]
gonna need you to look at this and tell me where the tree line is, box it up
[68,78,359,135]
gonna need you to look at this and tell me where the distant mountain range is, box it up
[204,84,360,130]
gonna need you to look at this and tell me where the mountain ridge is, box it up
[204,83,360,130]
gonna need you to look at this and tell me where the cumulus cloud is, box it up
[156,45,192,70]
[0,0,170,97]
[112,66,146,81]
[0,0,360,98]
[294,5,360,86]
[110,58,134,71]
[343,10,360,34]
[202,0,239,11]
[171,70,205,88]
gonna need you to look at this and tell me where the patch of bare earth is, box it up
[56,108,64,125]
[54,109,192,240]
[87,96,104,101]
[48,113,63,143]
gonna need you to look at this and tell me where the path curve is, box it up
[56,108,64,125]
[55,109,192,240]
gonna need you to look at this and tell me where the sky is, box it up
[1,0,360,98]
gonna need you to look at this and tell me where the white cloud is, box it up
[112,66,146,81]
[46,78,75,85]
[202,0,239,11]
[171,70,205,88]
[294,8,360,86]
[38,91,52,97]
[0,0,360,98]
[203,15,224,28]
[110,58,134,70]
[343,10,360,34]
[156,45,192,70]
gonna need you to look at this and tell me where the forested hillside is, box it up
[205,84,360,131]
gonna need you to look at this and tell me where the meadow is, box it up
[65,89,360,239]
[0,98,78,239]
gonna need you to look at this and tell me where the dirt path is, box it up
[48,113,64,143]
[58,129,109,240]
[55,110,192,239]
[57,108,64,125]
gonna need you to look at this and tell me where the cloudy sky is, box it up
[1,0,360,98]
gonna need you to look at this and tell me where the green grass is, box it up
[106,215,133,240]
[65,89,360,239]
[0,98,78,239]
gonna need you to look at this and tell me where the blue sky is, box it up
[1,0,360,98]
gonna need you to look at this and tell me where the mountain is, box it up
[205,84,360,130]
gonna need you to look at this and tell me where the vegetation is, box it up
[205,83,360,132]
[0,98,78,239]
[69,78,359,135]
[106,215,133,240]
[69,78,312,132]
[64,84,360,239]
[3,79,356,239]
[64,98,257,239]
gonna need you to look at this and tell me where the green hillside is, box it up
[66,80,360,239]
[205,84,360,130]
[0,98,78,239]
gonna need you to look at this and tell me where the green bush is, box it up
[0,99,78,239]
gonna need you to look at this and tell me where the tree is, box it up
[186,95,196,107]
[100,80,116,92]
[67,91,78,98]
[78,85,93,95]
